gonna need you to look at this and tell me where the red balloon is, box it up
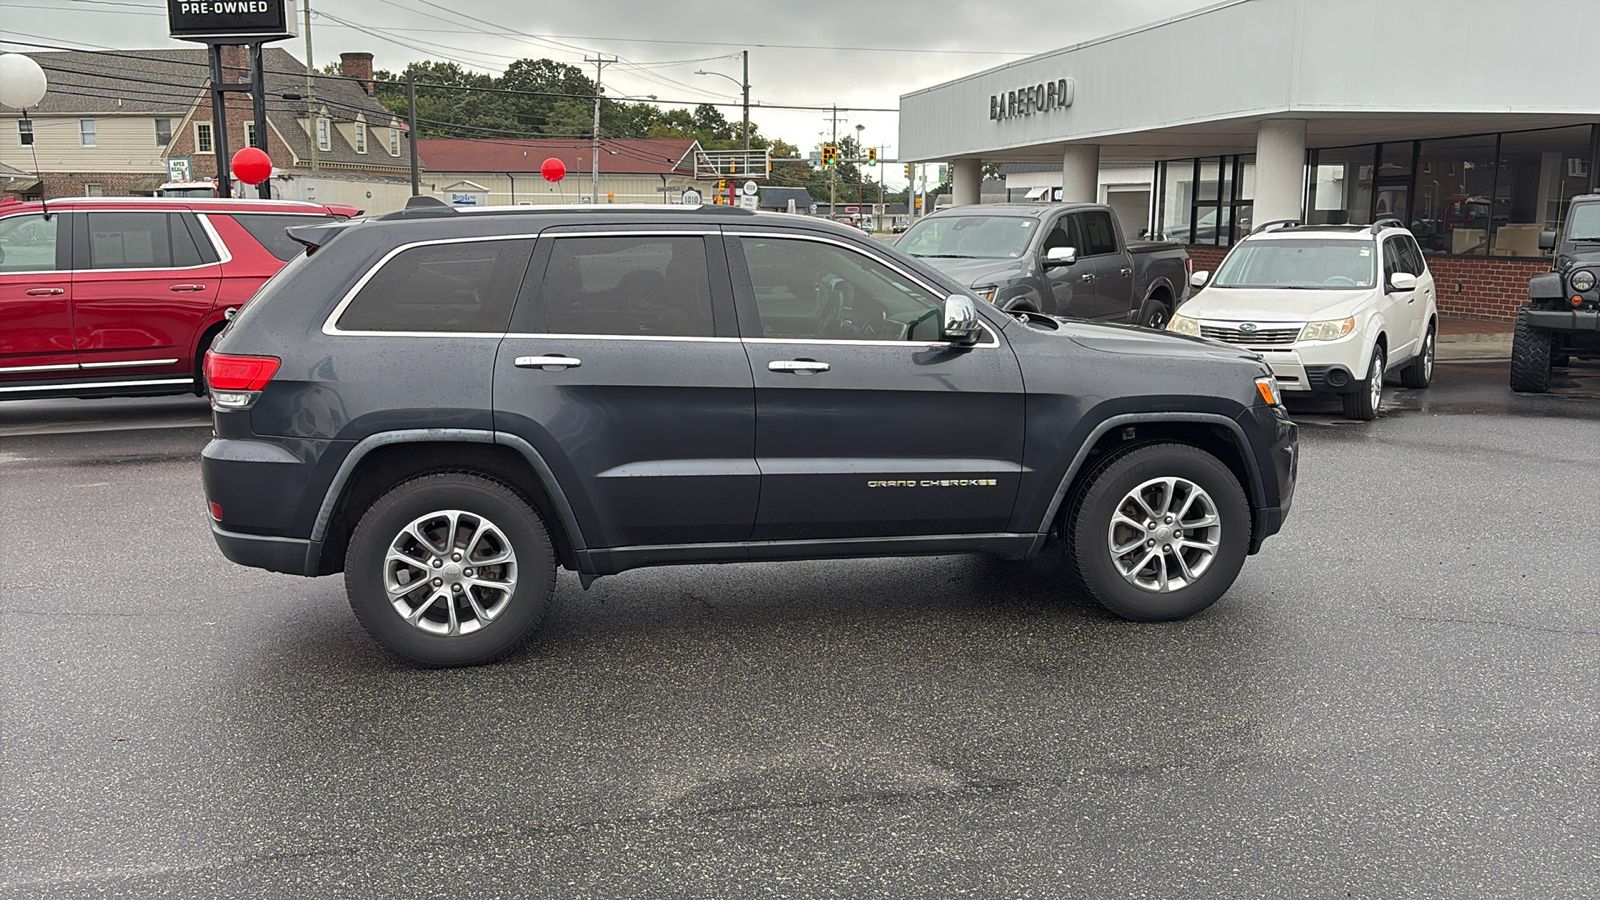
[231,146,273,185]
[541,157,567,182]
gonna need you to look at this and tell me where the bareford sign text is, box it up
[990,78,1075,122]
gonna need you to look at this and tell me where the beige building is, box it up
[417,138,720,206]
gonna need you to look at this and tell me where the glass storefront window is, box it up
[1310,145,1375,226]
[1414,135,1497,256]
[1379,142,1414,178]
[1491,125,1592,257]
[1159,160,1194,243]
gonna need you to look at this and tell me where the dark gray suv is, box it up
[202,202,1297,667]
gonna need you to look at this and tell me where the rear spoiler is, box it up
[286,221,354,256]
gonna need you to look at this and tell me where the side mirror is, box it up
[1388,272,1418,292]
[1190,270,1210,289]
[1044,246,1078,267]
[1538,230,1557,251]
[941,295,984,346]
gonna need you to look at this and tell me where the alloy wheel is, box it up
[1106,476,1221,593]
[383,509,518,636]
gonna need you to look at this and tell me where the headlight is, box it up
[1300,317,1355,341]
[973,285,998,303]
[1571,269,1596,292]
[1168,314,1200,336]
[1255,375,1283,406]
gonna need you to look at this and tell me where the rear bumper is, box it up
[210,521,321,577]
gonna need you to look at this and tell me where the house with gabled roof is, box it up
[417,137,720,206]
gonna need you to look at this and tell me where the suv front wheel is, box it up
[1065,443,1251,621]
[1509,309,1552,393]
[345,472,557,667]
[1342,345,1385,420]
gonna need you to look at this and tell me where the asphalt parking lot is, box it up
[3,359,1598,899]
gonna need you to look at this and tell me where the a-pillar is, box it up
[951,158,983,207]
[1254,119,1307,224]
[1061,144,1099,203]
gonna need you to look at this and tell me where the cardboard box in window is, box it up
[1492,224,1545,257]
[1451,228,1485,255]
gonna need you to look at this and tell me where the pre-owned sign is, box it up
[168,0,297,42]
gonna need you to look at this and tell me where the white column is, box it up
[1061,143,1100,203]
[951,158,983,207]
[1254,118,1307,224]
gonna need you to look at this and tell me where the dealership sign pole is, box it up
[167,1,297,199]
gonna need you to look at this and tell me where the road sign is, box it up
[742,180,758,196]
[165,157,193,182]
[680,187,703,206]
[739,194,758,210]
[167,0,298,42]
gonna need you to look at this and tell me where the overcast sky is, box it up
[3,0,1207,186]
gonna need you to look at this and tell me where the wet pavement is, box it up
[2,361,1597,898]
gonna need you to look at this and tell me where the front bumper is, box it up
[1524,308,1600,331]
[1237,403,1297,554]
[1248,339,1370,394]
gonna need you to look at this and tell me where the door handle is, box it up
[515,354,582,370]
[25,287,64,296]
[768,359,831,374]
[1080,273,1097,283]
[169,284,207,292]
[1120,267,1132,277]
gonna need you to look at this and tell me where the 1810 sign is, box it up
[167,0,297,42]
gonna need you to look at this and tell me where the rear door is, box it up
[71,210,220,378]
[0,212,75,388]
[727,229,1026,541]
[1076,209,1134,320]
[1040,213,1097,318]
[493,228,758,550]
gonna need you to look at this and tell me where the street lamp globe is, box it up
[0,53,49,109]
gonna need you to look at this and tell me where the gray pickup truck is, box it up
[897,203,1191,329]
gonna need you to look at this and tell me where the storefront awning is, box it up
[2,178,40,193]
[1024,186,1049,200]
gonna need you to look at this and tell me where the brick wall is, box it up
[1182,244,1545,321]
[42,172,161,198]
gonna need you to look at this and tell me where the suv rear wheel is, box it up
[345,472,556,667]
[1509,309,1552,393]
[1065,443,1250,621]
[1400,323,1435,389]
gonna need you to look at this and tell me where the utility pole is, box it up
[823,104,846,220]
[407,69,420,196]
[303,0,316,173]
[585,54,617,203]
[741,50,750,154]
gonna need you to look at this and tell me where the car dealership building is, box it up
[899,0,1600,320]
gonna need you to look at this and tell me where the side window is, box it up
[1401,235,1427,275]
[169,213,206,268]
[1382,238,1403,280]
[740,236,945,342]
[1076,210,1118,256]
[0,215,59,272]
[86,212,176,269]
[335,239,534,333]
[1042,216,1076,253]
[231,214,338,262]
[538,236,714,337]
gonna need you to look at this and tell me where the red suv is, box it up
[0,196,358,401]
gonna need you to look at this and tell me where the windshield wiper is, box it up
[1568,237,1600,243]
[911,253,975,258]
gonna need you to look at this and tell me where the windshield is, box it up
[1211,238,1377,290]
[898,215,1037,259]
[1565,203,1600,240]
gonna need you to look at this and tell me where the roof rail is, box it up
[1250,218,1302,235]
[376,201,761,222]
[1370,216,1404,234]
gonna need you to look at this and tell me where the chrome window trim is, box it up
[743,322,1000,350]
[79,357,180,369]
[322,234,542,336]
[503,333,741,344]
[194,214,234,265]
[0,377,192,394]
[0,362,78,373]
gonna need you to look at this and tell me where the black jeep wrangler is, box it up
[201,200,1297,667]
[1510,194,1600,392]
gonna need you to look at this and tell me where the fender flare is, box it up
[1034,412,1266,534]
[307,428,587,551]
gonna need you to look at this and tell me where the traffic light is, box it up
[868,148,877,166]
[904,164,912,179]
[715,180,726,204]
[822,146,837,167]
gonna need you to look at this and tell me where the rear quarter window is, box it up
[334,239,536,334]
[231,214,338,261]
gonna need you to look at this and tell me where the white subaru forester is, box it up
[1169,219,1437,420]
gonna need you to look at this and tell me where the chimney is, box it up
[341,52,375,96]
[219,45,250,83]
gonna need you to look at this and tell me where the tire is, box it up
[1400,323,1435,389]
[344,472,557,668]
[1064,443,1251,622]
[1138,296,1171,330]
[1342,345,1385,420]
[192,324,223,397]
[1509,309,1552,393]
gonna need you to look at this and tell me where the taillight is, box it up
[208,501,223,521]
[204,351,280,391]
[1185,257,1194,275]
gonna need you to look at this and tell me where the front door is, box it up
[0,212,75,388]
[71,211,220,377]
[1040,214,1098,318]
[1075,208,1133,320]
[1380,236,1419,361]
[726,231,1026,541]
[493,230,758,550]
